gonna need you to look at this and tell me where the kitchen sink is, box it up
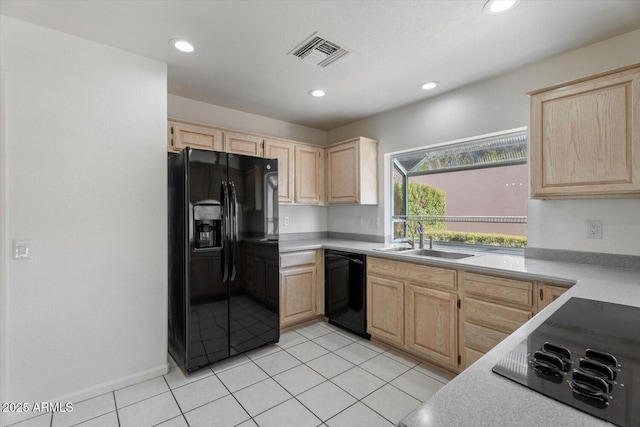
[374,246,475,259]
[403,249,475,259]
[373,246,414,252]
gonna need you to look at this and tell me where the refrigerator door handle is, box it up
[229,181,238,281]
[221,181,230,282]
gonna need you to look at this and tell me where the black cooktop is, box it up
[492,297,640,427]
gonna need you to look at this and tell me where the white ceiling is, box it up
[1,1,640,130]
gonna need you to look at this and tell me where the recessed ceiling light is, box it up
[169,38,195,53]
[483,0,521,15]
[309,89,326,97]
[420,81,440,90]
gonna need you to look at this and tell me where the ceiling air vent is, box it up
[289,32,349,68]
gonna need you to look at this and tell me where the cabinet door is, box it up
[295,145,324,205]
[224,131,263,157]
[405,284,458,369]
[327,140,359,204]
[280,265,317,327]
[530,65,640,199]
[367,275,404,345]
[537,283,567,311]
[264,139,295,203]
[326,137,378,205]
[170,122,224,152]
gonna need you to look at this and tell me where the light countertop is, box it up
[280,238,640,426]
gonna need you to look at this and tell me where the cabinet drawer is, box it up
[464,297,533,333]
[463,272,533,307]
[280,250,317,268]
[464,347,485,368]
[464,322,509,353]
[368,257,456,290]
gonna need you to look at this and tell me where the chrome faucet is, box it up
[414,223,425,250]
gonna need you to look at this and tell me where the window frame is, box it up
[389,127,528,251]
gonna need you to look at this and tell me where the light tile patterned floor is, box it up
[11,321,451,427]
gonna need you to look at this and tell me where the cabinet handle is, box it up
[539,289,543,301]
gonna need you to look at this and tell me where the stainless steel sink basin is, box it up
[374,246,475,259]
[373,246,414,252]
[404,249,475,259]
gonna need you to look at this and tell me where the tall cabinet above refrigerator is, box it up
[168,148,279,372]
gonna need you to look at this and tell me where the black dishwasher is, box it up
[324,250,370,339]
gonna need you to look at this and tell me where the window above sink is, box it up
[390,127,528,255]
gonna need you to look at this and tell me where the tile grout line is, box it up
[66,321,445,427]
[215,360,277,426]
[294,322,429,425]
[271,324,434,424]
[274,326,389,424]
[239,325,339,424]
[111,392,121,427]
[162,372,193,426]
[321,359,412,425]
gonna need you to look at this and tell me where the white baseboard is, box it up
[5,363,169,426]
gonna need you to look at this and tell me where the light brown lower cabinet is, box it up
[367,275,404,345]
[538,283,567,310]
[366,257,571,373]
[460,272,536,369]
[367,257,458,369]
[280,250,323,328]
[463,322,510,354]
[463,346,485,367]
[463,297,533,333]
[460,273,569,369]
[405,284,458,370]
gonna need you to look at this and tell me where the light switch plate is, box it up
[13,239,31,259]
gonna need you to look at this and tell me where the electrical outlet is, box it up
[356,216,362,227]
[13,239,31,259]
[370,217,379,229]
[586,220,602,239]
[283,216,290,226]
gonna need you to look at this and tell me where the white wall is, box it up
[1,16,168,424]
[327,29,640,255]
[168,94,329,235]
[0,70,8,427]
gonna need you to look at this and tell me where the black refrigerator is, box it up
[168,147,280,372]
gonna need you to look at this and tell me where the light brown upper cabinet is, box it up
[326,137,378,205]
[295,145,324,205]
[224,131,264,157]
[264,139,295,204]
[168,121,224,153]
[529,63,640,199]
